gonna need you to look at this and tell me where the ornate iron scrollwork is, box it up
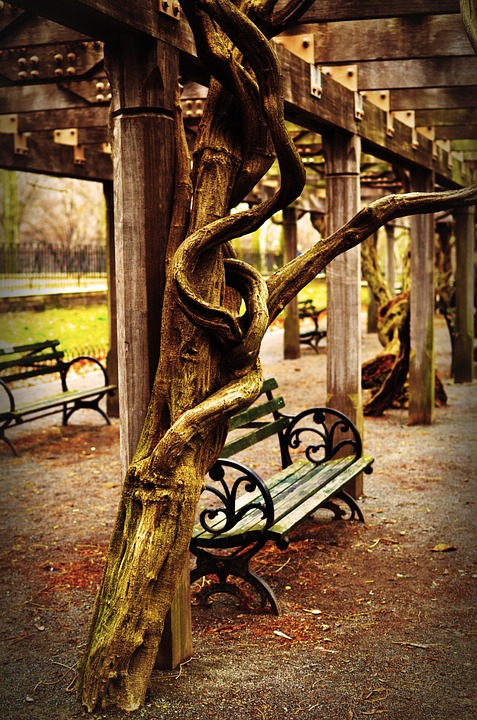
[198,458,275,536]
[282,407,363,466]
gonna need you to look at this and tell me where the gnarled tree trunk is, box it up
[75,0,477,712]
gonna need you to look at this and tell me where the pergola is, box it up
[1,0,475,666]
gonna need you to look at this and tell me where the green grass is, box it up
[0,304,109,359]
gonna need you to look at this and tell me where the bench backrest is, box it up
[0,340,65,383]
[221,377,290,461]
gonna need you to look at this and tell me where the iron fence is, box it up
[0,242,107,294]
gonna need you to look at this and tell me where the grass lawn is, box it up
[0,303,110,360]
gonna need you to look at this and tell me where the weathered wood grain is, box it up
[409,167,435,425]
[313,15,473,63]
[324,130,363,497]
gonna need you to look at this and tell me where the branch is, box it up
[267,183,477,322]
[460,0,477,54]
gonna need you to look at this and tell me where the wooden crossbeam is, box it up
[390,87,477,110]
[0,131,112,180]
[355,57,477,90]
[311,15,473,63]
[295,0,460,23]
[415,108,477,126]
[14,106,110,132]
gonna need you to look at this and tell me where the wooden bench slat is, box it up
[0,364,65,382]
[268,455,374,540]
[228,396,285,430]
[4,384,117,419]
[0,340,60,356]
[221,416,290,458]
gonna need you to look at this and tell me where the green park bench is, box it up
[0,339,116,455]
[190,378,374,614]
[298,299,327,352]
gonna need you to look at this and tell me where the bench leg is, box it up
[190,545,279,615]
[0,428,17,456]
[335,490,365,522]
[62,398,111,427]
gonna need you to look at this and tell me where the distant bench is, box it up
[298,299,327,352]
[0,340,116,454]
[190,378,374,614]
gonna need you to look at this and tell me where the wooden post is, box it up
[385,224,396,296]
[409,167,435,424]
[454,205,475,383]
[105,36,192,670]
[103,180,119,418]
[283,206,301,359]
[323,130,363,498]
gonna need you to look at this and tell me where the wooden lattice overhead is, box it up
[0,0,476,185]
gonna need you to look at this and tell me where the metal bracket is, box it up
[362,91,394,136]
[53,128,78,146]
[14,132,28,155]
[354,92,364,121]
[74,145,86,165]
[310,64,322,99]
[0,114,18,134]
[159,0,180,19]
[417,125,436,157]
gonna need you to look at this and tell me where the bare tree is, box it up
[75,0,477,712]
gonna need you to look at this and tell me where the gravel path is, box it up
[1,316,476,720]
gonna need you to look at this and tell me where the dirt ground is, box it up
[1,317,476,720]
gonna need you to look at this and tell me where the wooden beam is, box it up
[434,124,477,139]
[14,106,109,131]
[0,4,26,34]
[390,87,477,110]
[0,131,112,180]
[296,0,460,23]
[312,15,473,63]
[9,0,195,53]
[356,57,477,89]
[0,83,96,113]
[0,12,90,47]
[415,108,477,126]
[0,41,104,85]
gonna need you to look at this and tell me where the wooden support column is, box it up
[454,205,475,383]
[105,35,191,671]
[409,167,435,425]
[283,206,301,359]
[103,180,119,418]
[385,224,396,296]
[323,130,363,498]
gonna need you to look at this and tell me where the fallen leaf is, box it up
[430,544,457,552]
[273,630,293,639]
[303,608,322,615]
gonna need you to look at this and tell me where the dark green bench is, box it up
[0,340,116,454]
[298,299,327,352]
[190,378,374,614]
